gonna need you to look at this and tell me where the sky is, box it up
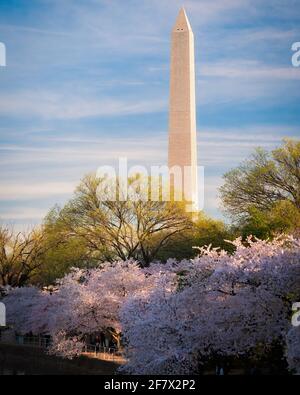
[0,0,299,230]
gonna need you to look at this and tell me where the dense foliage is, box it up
[220,139,300,237]
[3,236,300,374]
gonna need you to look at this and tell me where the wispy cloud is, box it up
[0,136,167,166]
[0,181,76,201]
[0,0,299,226]
[0,91,167,119]
[200,61,300,80]
[0,207,48,220]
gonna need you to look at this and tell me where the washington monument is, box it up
[168,8,198,211]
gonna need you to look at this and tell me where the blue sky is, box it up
[0,0,299,229]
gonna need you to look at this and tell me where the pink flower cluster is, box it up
[3,237,300,373]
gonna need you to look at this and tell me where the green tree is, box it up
[193,214,235,252]
[50,174,192,267]
[236,200,300,239]
[31,225,90,286]
[157,213,234,261]
[0,225,60,287]
[220,139,300,236]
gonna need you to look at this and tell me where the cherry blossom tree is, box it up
[3,237,300,372]
[4,261,151,357]
[4,286,49,334]
[120,237,300,374]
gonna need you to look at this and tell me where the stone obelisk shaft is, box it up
[168,8,198,210]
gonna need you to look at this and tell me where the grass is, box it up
[0,343,122,375]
